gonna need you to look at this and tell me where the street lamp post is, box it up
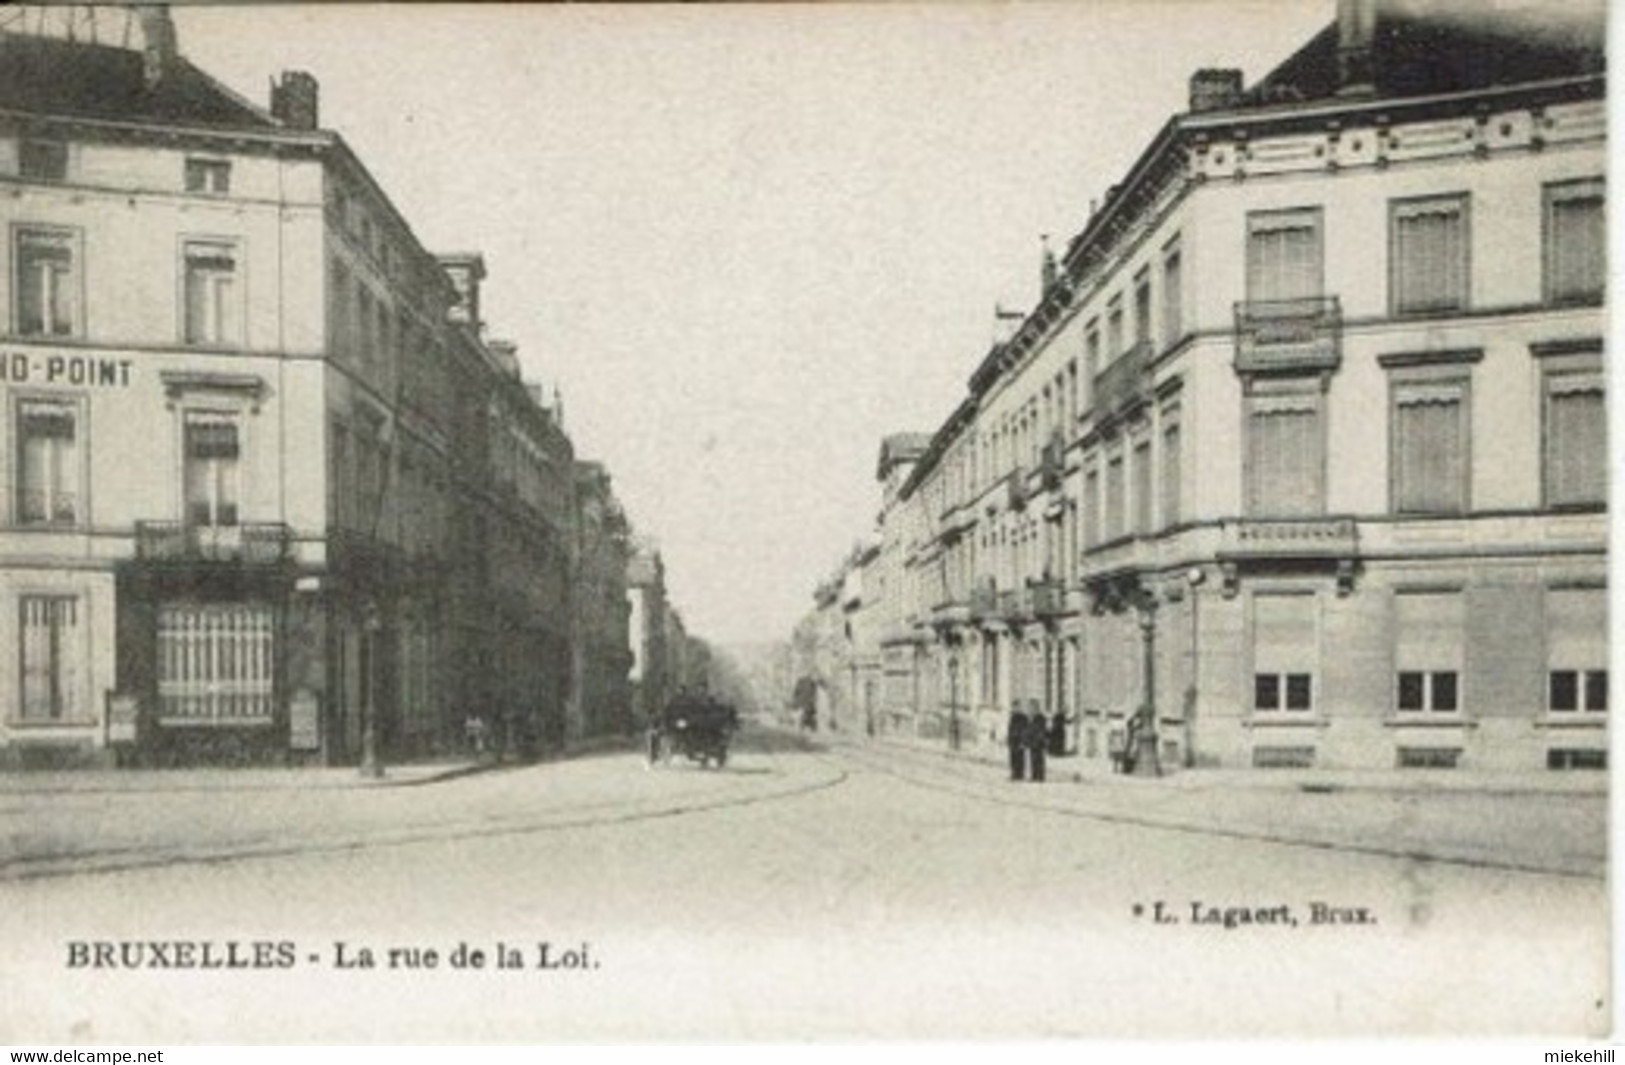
[1133,589,1161,777]
[359,602,384,779]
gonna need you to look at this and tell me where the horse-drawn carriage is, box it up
[655,695,738,769]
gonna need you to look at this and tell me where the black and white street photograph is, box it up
[0,0,1610,1047]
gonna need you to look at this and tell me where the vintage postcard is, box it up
[0,0,1610,1046]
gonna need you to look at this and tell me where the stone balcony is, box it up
[1233,295,1342,374]
[1217,517,1358,560]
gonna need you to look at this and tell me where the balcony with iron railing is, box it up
[1006,466,1029,511]
[1233,296,1342,374]
[1030,577,1068,619]
[1092,339,1153,422]
[135,521,292,566]
[970,580,1000,621]
[1039,433,1065,491]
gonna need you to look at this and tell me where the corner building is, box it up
[887,0,1606,772]
[0,15,587,766]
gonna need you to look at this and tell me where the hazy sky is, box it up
[170,2,1335,646]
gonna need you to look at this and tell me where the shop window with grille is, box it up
[157,603,274,724]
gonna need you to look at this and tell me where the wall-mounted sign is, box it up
[0,353,134,388]
[289,690,321,751]
[107,693,139,744]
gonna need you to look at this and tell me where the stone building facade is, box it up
[819,0,1607,772]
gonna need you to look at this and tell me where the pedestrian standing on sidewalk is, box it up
[1026,698,1048,783]
[1006,700,1029,781]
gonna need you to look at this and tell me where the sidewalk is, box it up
[0,759,491,795]
[860,728,1610,796]
[833,730,1609,878]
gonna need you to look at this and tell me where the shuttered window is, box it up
[1246,389,1322,517]
[1161,410,1181,528]
[184,413,240,527]
[1162,239,1183,345]
[1545,370,1606,508]
[14,227,79,337]
[17,400,78,526]
[1246,208,1322,303]
[1105,450,1125,540]
[183,241,240,346]
[1252,593,1316,712]
[1132,436,1152,533]
[1391,195,1469,315]
[1547,588,1606,714]
[1544,179,1605,306]
[19,596,77,721]
[1392,379,1469,514]
[1394,591,1463,713]
[157,603,274,724]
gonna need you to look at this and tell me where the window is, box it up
[1544,367,1605,508]
[1162,239,1183,346]
[16,399,78,526]
[1397,746,1461,769]
[357,287,376,364]
[1084,322,1101,408]
[1245,383,1323,517]
[19,595,77,721]
[183,241,241,346]
[13,227,79,337]
[184,158,231,195]
[1247,208,1322,302]
[1084,462,1101,548]
[157,603,274,724]
[1132,435,1152,533]
[1161,405,1181,528]
[1106,297,1124,358]
[1253,594,1316,713]
[1544,179,1604,306]
[184,412,240,527]
[19,140,67,181]
[1547,588,1606,714]
[1391,194,1469,315]
[1547,748,1606,770]
[1105,449,1125,541]
[1133,268,1152,348]
[1394,591,1463,714]
[1391,376,1469,514]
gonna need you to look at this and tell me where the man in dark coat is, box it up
[1006,701,1028,781]
[1026,698,1048,782]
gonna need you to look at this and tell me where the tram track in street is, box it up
[1,741,850,884]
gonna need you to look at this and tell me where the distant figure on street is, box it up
[1006,701,1029,781]
[464,714,488,756]
[1048,707,1071,757]
[1026,698,1048,782]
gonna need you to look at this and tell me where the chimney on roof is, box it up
[1040,234,1059,295]
[488,339,520,378]
[271,71,320,130]
[1189,69,1244,113]
[135,5,178,90]
[1337,0,1378,95]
